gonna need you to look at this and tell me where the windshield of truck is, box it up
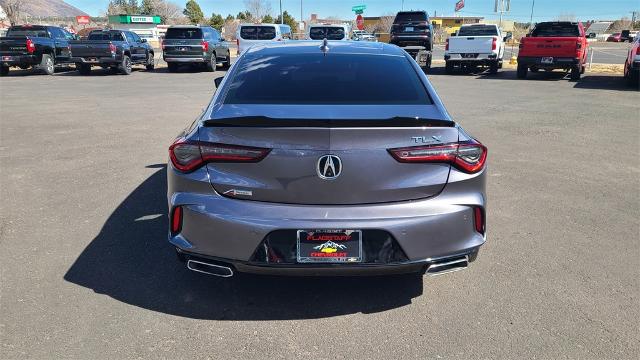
[88,32,125,41]
[165,28,203,40]
[7,27,48,37]
[239,26,277,40]
[458,26,498,36]
[531,23,580,37]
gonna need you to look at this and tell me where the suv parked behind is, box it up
[445,24,511,74]
[517,21,589,80]
[162,25,230,73]
[0,25,75,76]
[389,11,433,70]
[236,23,291,55]
[69,30,154,75]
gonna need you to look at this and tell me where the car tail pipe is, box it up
[425,255,469,276]
[186,259,234,277]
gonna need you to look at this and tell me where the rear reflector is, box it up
[474,207,485,234]
[169,139,271,173]
[171,206,183,234]
[388,141,487,174]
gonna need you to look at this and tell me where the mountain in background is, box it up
[1,0,89,18]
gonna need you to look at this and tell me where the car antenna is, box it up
[320,38,329,55]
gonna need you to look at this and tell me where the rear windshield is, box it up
[394,12,428,23]
[224,53,431,105]
[165,28,203,40]
[87,32,124,41]
[458,25,498,36]
[240,26,276,40]
[309,27,346,40]
[7,27,48,37]
[531,23,580,37]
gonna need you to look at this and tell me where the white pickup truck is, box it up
[444,24,511,74]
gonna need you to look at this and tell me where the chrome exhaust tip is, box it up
[187,259,234,277]
[426,256,469,276]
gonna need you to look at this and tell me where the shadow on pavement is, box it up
[64,166,423,320]
[573,75,639,92]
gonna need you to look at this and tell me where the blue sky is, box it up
[68,0,640,21]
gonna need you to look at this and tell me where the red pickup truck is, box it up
[517,21,589,80]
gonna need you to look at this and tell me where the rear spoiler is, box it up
[203,116,455,128]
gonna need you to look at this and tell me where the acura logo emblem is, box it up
[317,155,342,180]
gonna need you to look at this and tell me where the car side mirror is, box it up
[214,76,224,88]
[587,33,596,39]
[450,32,457,37]
[141,38,147,43]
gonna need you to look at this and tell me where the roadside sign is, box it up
[76,15,90,25]
[455,0,465,12]
[356,14,364,30]
[352,5,367,12]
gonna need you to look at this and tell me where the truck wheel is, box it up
[206,53,216,72]
[40,54,55,75]
[120,55,132,75]
[220,54,231,70]
[0,65,9,76]
[489,61,499,74]
[146,52,155,71]
[516,63,527,79]
[76,63,91,75]
[167,62,178,73]
[570,65,581,81]
[445,61,454,74]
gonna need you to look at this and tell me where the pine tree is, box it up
[183,0,205,24]
[262,14,274,23]
[209,13,225,31]
[275,11,297,32]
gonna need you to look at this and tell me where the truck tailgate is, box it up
[449,36,494,54]
[69,41,114,58]
[0,37,28,56]
[520,37,578,57]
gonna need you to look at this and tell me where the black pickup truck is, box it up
[69,30,155,75]
[0,25,76,76]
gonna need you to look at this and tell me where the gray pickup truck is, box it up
[69,30,155,75]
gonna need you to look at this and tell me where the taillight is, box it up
[171,206,183,234]
[492,37,497,50]
[108,43,116,53]
[445,38,449,51]
[169,139,271,173]
[473,207,485,234]
[388,141,487,174]
[26,39,35,54]
[201,40,208,52]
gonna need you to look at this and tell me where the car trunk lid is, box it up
[520,37,579,57]
[200,105,457,205]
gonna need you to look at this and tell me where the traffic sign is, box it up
[356,14,364,30]
[352,5,367,12]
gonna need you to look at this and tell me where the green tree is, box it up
[226,14,235,22]
[236,11,251,20]
[126,0,139,14]
[209,13,225,31]
[275,10,297,32]
[183,0,204,24]
[140,0,155,15]
[262,14,274,23]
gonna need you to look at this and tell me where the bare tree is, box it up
[223,19,239,40]
[157,1,184,24]
[610,17,632,32]
[364,14,394,34]
[1,0,24,26]
[555,13,577,22]
[243,0,272,22]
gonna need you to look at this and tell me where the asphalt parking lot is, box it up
[1,65,638,359]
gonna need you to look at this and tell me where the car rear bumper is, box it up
[71,55,122,65]
[1,54,38,66]
[167,165,486,275]
[445,53,500,64]
[163,56,206,63]
[518,56,581,68]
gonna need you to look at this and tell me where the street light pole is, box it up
[401,0,404,11]
[529,0,535,29]
[280,0,283,24]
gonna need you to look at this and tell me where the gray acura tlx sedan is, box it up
[167,41,487,277]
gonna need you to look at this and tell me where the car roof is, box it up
[243,41,404,57]
[168,25,211,28]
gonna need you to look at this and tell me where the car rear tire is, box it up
[76,63,91,75]
[488,61,499,74]
[220,54,231,70]
[445,61,454,74]
[167,62,178,73]
[570,64,581,81]
[516,63,527,79]
[206,53,216,72]
[0,65,9,76]
[120,55,132,75]
[145,52,155,71]
[40,54,55,75]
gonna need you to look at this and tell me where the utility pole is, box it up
[401,0,404,11]
[280,0,283,24]
[529,0,535,29]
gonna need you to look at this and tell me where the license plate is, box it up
[2,56,13,61]
[297,230,362,263]
[405,26,414,32]
[87,57,97,61]
[180,47,187,52]
[462,53,477,58]
[541,57,554,64]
